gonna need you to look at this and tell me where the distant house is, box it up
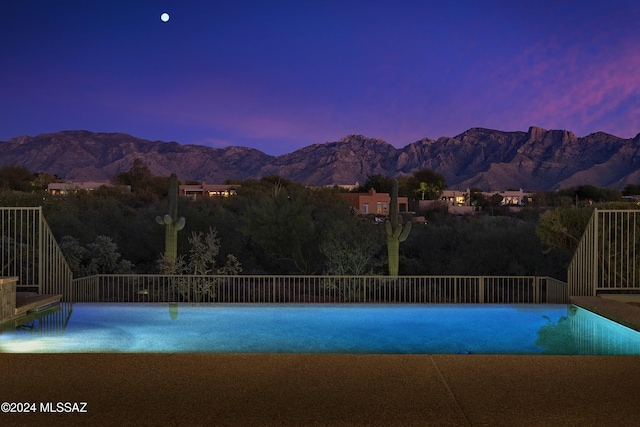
[441,190,468,206]
[323,182,360,191]
[415,188,533,215]
[178,182,239,198]
[493,189,532,206]
[341,188,408,215]
[441,188,532,207]
[47,181,131,195]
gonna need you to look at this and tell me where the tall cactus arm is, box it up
[384,220,393,236]
[175,216,186,231]
[399,221,412,242]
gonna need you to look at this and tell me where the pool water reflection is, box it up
[1,303,639,355]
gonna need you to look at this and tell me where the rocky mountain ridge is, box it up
[1,127,639,190]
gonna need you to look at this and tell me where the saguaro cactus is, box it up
[385,179,411,276]
[156,173,186,265]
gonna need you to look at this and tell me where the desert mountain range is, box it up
[1,126,640,190]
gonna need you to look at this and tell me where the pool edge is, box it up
[571,296,640,333]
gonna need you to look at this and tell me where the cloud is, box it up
[478,40,640,137]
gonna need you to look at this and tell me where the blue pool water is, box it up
[1,303,639,354]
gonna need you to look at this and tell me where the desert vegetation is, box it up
[2,164,639,280]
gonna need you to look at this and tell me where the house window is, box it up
[376,202,383,213]
[363,203,369,214]
[503,196,520,206]
[383,202,388,213]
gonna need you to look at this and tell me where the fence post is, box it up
[592,208,599,296]
[272,276,276,303]
[453,277,458,303]
[478,276,484,303]
[38,207,44,294]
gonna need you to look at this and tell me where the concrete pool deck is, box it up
[2,298,640,426]
[1,353,640,426]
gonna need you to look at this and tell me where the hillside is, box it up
[1,127,639,190]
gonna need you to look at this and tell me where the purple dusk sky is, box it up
[2,1,639,155]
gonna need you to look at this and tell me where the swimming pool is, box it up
[1,303,639,354]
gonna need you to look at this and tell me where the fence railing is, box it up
[568,209,640,296]
[71,275,568,304]
[1,207,73,297]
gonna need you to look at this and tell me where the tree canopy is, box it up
[355,169,447,200]
[0,165,37,192]
[7,164,640,280]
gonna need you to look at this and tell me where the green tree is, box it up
[468,188,485,209]
[535,208,594,254]
[60,235,133,277]
[0,165,35,192]
[530,191,549,208]
[114,158,152,188]
[32,172,59,191]
[319,216,384,275]
[86,236,133,274]
[416,182,429,200]
[43,187,163,272]
[411,168,447,200]
[59,236,88,275]
[402,215,570,279]
[241,183,321,274]
[356,174,394,194]
[623,184,640,196]
[557,185,623,206]
[486,193,505,215]
[114,159,170,201]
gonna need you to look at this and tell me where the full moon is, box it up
[161,12,170,22]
